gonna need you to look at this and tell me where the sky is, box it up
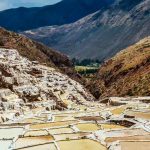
[0,0,62,11]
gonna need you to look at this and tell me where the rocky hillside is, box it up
[87,37,150,98]
[24,0,150,60]
[0,27,84,83]
[0,48,94,112]
[0,0,114,31]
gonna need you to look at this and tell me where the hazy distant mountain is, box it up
[0,0,114,31]
[23,0,150,61]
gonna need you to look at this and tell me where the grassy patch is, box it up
[75,66,99,76]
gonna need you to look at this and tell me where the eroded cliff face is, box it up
[0,48,94,122]
[87,37,150,98]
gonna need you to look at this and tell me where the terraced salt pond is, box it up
[18,143,57,150]
[76,123,100,131]
[54,116,67,122]
[14,135,54,149]
[48,127,73,134]
[54,116,76,122]
[100,124,125,130]
[76,116,104,121]
[102,128,150,145]
[30,120,78,129]
[24,130,49,136]
[0,127,24,139]
[54,112,85,117]
[125,111,150,119]
[53,110,101,118]
[111,106,126,115]
[58,139,107,150]
[22,118,45,123]
[31,107,46,114]
[120,141,150,150]
[54,132,90,140]
[105,134,150,143]
[0,140,12,150]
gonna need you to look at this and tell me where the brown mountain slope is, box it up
[88,37,150,98]
[0,27,83,83]
[0,27,72,68]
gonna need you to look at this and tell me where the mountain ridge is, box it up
[23,0,150,61]
[0,0,114,31]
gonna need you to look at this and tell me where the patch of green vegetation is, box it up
[73,58,101,78]
[75,66,99,77]
[72,58,101,67]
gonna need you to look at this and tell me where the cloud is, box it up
[0,0,12,11]
[0,0,61,11]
